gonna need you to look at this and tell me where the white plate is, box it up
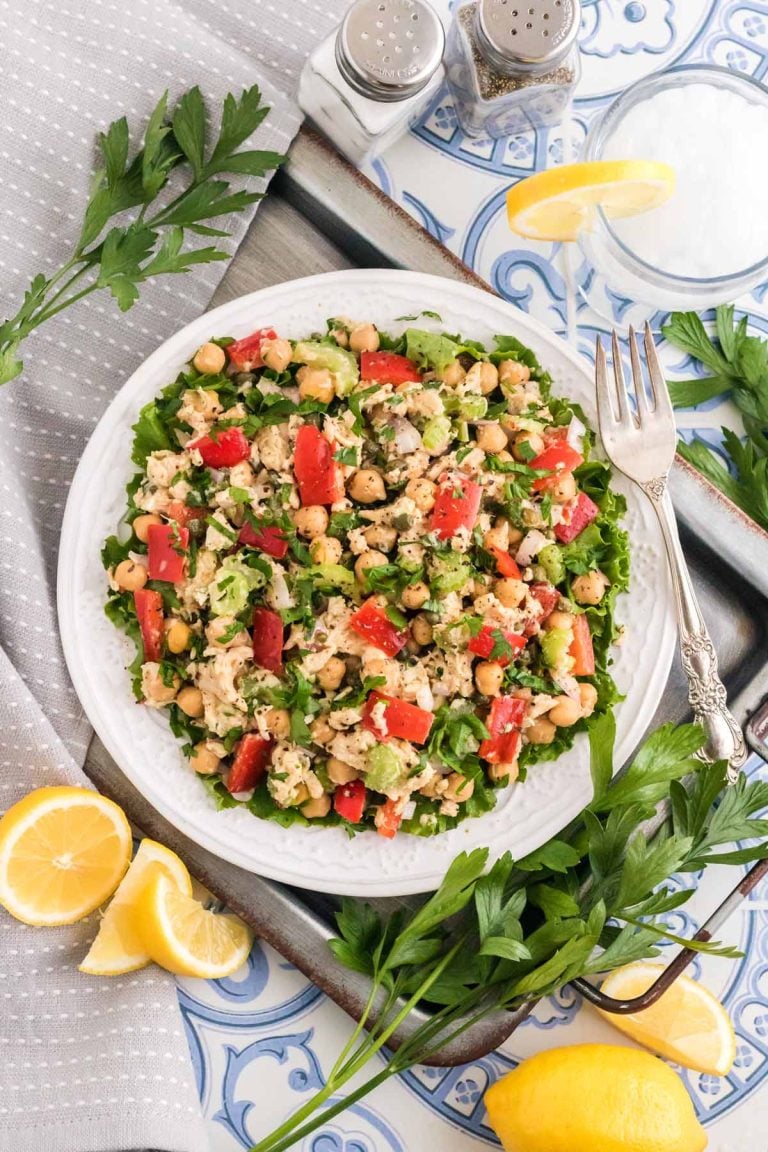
[58,269,676,896]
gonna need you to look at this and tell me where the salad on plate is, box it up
[103,317,629,839]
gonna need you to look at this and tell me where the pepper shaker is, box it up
[444,0,581,139]
[298,0,446,168]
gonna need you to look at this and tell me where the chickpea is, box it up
[401,581,430,610]
[296,365,335,404]
[190,741,223,775]
[410,614,434,646]
[133,513,162,543]
[310,535,343,565]
[512,431,545,461]
[494,577,527,608]
[545,610,573,632]
[260,337,292,373]
[294,505,329,539]
[310,715,335,745]
[579,682,599,718]
[440,359,466,388]
[264,707,291,739]
[488,760,520,783]
[142,662,180,704]
[193,342,226,375]
[301,793,332,819]
[330,327,349,347]
[404,477,437,512]
[498,359,531,386]
[475,661,504,697]
[347,468,386,504]
[206,616,247,648]
[572,570,610,606]
[166,619,191,654]
[476,423,508,454]
[465,360,499,395]
[526,716,557,746]
[317,656,347,692]
[355,549,388,584]
[177,686,204,718]
[327,757,358,785]
[443,772,475,803]
[183,388,222,421]
[496,449,514,464]
[291,784,311,808]
[508,526,524,547]
[548,695,583,727]
[348,323,380,354]
[114,559,147,592]
[550,472,577,504]
[483,519,510,552]
[364,523,398,552]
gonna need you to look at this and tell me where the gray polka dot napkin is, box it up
[0,1,347,1149]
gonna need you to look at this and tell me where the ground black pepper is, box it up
[458,4,576,101]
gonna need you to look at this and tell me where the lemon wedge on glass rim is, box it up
[597,961,736,1076]
[506,160,676,242]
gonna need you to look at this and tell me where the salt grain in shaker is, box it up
[298,0,445,167]
[445,0,581,139]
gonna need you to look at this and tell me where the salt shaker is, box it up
[298,0,445,167]
[444,0,581,139]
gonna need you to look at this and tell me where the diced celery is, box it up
[209,556,266,615]
[422,415,452,455]
[538,544,565,586]
[307,564,357,592]
[366,744,404,793]
[540,627,572,672]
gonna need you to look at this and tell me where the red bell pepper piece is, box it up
[468,626,526,666]
[226,327,278,371]
[293,424,345,506]
[238,521,289,560]
[349,598,408,657]
[361,691,434,745]
[252,606,284,674]
[489,545,521,579]
[569,613,595,676]
[360,351,421,385]
[188,426,251,469]
[530,442,584,491]
[166,500,200,529]
[227,733,272,795]
[554,492,599,543]
[147,523,189,583]
[375,798,403,839]
[334,779,367,824]
[479,696,527,765]
[429,474,482,540]
[134,588,164,663]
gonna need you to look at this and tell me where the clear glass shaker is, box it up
[444,0,581,139]
[298,0,445,168]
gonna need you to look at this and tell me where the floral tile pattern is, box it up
[185,4,768,1147]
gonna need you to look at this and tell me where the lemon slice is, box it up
[597,962,736,1075]
[135,870,252,979]
[80,839,192,976]
[506,160,676,242]
[0,786,132,926]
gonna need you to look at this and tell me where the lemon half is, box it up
[506,160,676,242]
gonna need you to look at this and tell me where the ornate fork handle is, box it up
[641,478,748,782]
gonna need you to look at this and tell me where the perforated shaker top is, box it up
[336,0,445,102]
[476,0,581,73]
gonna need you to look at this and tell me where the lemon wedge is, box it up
[597,962,736,1075]
[485,1044,706,1152]
[80,839,192,976]
[134,870,252,979]
[0,786,132,926]
[506,160,676,241]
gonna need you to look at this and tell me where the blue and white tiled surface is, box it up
[187,4,768,1148]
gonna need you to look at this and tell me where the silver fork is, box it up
[595,324,747,781]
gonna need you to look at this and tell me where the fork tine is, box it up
[595,336,613,433]
[643,321,674,420]
[628,325,650,421]
[610,329,631,424]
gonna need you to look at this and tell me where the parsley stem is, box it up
[18,264,94,335]
[19,282,100,335]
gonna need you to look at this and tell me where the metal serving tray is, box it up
[83,128,768,1065]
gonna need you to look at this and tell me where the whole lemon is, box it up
[484,1044,707,1152]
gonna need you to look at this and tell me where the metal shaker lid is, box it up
[475,0,581,75]
[335,0,445,103]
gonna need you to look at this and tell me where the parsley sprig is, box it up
[664,305,768,531]
[0,86,284,387]
[251,715,768,1152]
